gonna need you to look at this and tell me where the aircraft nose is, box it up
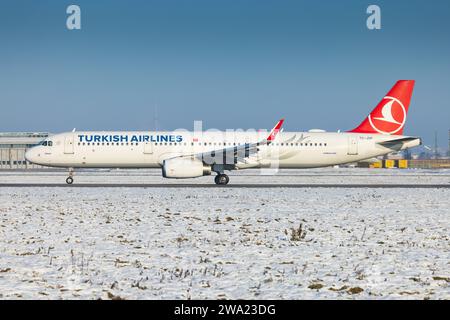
[25,148,37,163]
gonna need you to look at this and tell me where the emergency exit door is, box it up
[143,142,153,154]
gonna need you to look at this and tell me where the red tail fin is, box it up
[349,80,415,135]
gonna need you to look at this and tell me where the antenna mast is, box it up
[434,131,438,159]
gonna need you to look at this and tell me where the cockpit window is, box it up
[40,140,52,146]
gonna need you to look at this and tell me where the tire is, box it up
[215,174,229,185]
[66,177,74,185]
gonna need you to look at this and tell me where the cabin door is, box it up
[64,134,75,154]
[347,136,358,155]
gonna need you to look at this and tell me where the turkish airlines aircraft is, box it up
[25,80,421,185]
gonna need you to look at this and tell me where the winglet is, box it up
[267,119,284,142]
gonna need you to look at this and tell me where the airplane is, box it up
[25,80,421,185]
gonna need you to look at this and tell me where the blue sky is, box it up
[0,0,449,148]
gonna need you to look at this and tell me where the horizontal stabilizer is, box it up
[377,137,421,146]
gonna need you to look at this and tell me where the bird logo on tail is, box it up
[368,96,406,134]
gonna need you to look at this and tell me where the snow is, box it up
[0,169,449,299]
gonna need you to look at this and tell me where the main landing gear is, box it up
[214,173,229,185]
[66,168,74,185]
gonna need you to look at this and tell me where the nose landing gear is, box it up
[214,173,229,185]
[66,168,74,185]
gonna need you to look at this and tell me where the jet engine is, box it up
[162,157,211,178]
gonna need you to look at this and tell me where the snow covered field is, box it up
[0,169,449,299]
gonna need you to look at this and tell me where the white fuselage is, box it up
[25,131,420,170]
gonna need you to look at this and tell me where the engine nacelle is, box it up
[162,158,211,178]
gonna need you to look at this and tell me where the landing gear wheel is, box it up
[215,174,229,185]
[66,177,73,185]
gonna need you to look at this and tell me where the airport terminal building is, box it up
[0,132,49,169]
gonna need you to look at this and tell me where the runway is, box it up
[1,168,449,187]
[0,183,448,188]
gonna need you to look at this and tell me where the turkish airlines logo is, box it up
[368,96,406,134]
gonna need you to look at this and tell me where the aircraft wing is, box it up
[176,119,284,166]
